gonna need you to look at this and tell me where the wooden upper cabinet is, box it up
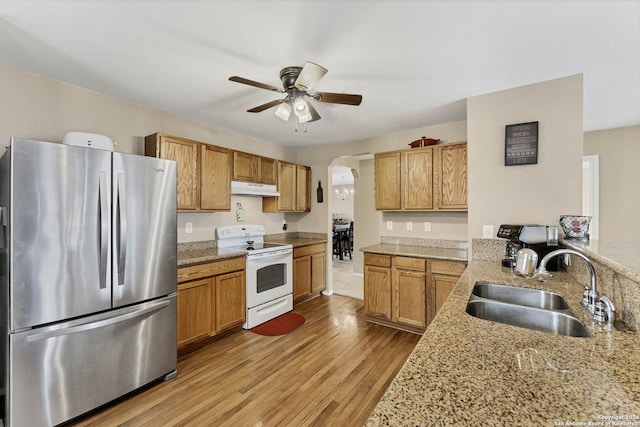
[146,134,199,210]
[233,151,258,182]
[277,161,296,211]
[434,142,467,210]
[258,156,277,185]
[374,142,467,211]
[375,151,401,210]
[145,133,231,212]
[201,144,232,211]
[296,165,311,212]
[263,161,311,212]
[232,151,277,185]
[402,147,433,210]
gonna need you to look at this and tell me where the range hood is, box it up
[231,180,280,197]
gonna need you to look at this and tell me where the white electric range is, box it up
[216,225,293,329]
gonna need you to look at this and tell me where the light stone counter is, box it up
[177,241,245,267]
[360,243,468,262]
[367,260,640,426]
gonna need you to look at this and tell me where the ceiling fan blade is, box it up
[247,99,284,113]
[294,62,328,92]
[312,92,363,106]
[229,76,284,93]
[307,101,321,122]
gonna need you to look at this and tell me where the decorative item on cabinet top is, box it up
[409,137,440,148]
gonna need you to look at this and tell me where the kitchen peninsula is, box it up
[366,240,640,425]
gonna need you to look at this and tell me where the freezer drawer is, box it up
[8,296,177,427]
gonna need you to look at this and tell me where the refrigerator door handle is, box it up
[116,172,127,286]
[25,299,171,343]
[99,171,109,289]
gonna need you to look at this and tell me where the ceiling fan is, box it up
[229,62,362,125]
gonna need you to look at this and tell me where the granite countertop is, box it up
[361,243,468,262]
[265,236,328,248]
[367,260,640,426]
[177,246,246,267]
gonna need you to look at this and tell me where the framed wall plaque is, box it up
[505,121,538,166]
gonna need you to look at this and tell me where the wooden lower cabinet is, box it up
[214,270,246,333]
[427,259,467,325]
[364,253,466,333]
[293,243,326,303]
[393,257,427,329]
[177,257,246,355]
[177,278,212,348]
[363,254,392,320]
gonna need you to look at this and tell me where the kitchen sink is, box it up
[466,282,591,338]
[472,282,570,310]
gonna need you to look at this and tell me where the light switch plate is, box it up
[185,222,193,234]
[482,225,494,238]
[406,221,413,231]
[386,220,393,230]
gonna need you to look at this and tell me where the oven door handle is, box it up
[248,248,292,259]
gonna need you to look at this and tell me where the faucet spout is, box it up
[537,249,597,307]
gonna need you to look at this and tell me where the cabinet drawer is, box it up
[430,260,466,276]
[178,257,246,283]
[364,254,391,268]
[394,256,426,271]
[293,243,326,258]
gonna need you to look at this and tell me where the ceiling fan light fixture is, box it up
[274,101,291,121]
[293,97,313,123]
[293,97,308,113]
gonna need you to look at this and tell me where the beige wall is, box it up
[584,125,640,243]
[0,64,293,242]
[467,74,584,244]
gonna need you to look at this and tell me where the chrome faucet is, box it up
[533,249,616,330]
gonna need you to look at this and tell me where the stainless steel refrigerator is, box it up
[0,138,178,427]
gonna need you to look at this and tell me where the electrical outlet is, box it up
[482,225,494,238]
[185,222,193,234]
[386,220,393,230]
[424,222,431,232]
[406,221,413,231]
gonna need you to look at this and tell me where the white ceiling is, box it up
[1,1,638,149]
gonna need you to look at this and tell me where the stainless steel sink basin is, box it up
[466,299,591,337]
[472,282,570,310]
[466,282,591,338]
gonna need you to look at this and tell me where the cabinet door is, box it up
[233,151,258,182]
[202,144,232,210]
[311,252,326,294]
[258,156,277,185]
[277,161,297,211]
[214,270,246,333]
[296,165,311,211]
[393,269,426,328]
[402,147,433,210]
[161,136,199,210]
[293,255,312,301]
[375,151,401,210]
[435,143,467,209]
[177,278,212,348]
[433,274,458,315]
[364,265,391,319]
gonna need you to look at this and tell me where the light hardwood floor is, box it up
[69,295,420,427]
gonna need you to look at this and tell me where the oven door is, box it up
[246,248,293,308]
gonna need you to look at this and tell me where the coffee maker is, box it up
[497,224,561,271]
